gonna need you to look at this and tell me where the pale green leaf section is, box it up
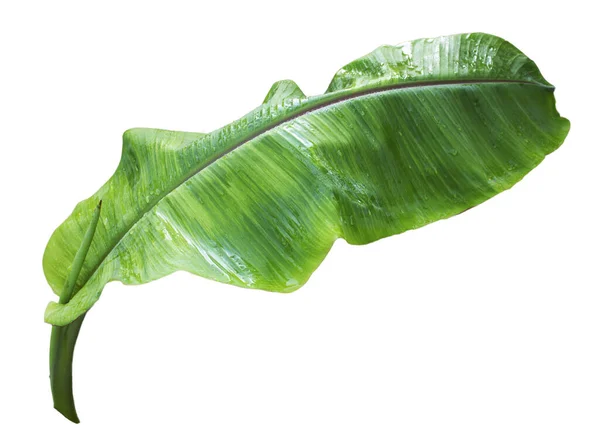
[263,80,306,104]
[326,32,550,92]
[44,33,569,326]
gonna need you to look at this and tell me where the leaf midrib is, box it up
[74,78,546,298]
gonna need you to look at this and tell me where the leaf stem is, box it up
[49,315,86,423]
[50,200,102,423]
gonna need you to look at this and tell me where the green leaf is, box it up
[44,33,569,327]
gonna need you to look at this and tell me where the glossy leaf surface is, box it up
[44,33,569,326]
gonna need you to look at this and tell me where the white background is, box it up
[1,1,598,432]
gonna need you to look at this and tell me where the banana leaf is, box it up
[44,33,569,422]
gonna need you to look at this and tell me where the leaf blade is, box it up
[44,33,569,326]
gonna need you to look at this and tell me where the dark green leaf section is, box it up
[308,83,565,244]
[44,33,569,326]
